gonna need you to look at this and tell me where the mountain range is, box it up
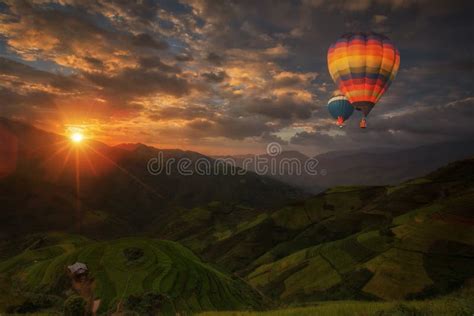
[0,117,473,314]
[0,117,302,240]
[215,141,474,192]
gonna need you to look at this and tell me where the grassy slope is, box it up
[1,151,473,314]
[162,159,474,304]
[191,186,391,278]
[0,234,265,314]
[242,159,474,303]
[197,289,474,316]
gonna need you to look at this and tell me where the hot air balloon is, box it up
[327,32,400,128]
[328,93,354,127]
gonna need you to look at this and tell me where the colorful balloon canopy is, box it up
[328,94,353,126]
[327,32,400,117]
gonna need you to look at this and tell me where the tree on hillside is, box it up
[64,295,87,316]
[124,292,164,315]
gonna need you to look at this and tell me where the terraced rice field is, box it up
[245,196,474,302]
[0,235,264,314]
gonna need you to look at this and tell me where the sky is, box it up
[0,0,473,156]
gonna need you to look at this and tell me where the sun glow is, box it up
[71,132,84,143]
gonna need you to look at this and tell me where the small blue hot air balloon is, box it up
[328,93,354,127]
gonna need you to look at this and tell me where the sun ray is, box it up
[41,144,70,166]
[74,148,82,233]
[81,147,98,176]
[87,145,164,199]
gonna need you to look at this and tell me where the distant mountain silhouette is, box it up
[217,141,474,192]
[1,116,473,312]
[313,141,474,188]
[213,150,324,192]
[0,117,303,239]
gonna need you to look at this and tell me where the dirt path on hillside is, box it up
[71,275,100,315]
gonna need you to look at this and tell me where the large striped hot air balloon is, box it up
[327,32,400,128]
[328,93,353,127]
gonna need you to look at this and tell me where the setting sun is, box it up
[71,132,84,143]
[0,1,473,314]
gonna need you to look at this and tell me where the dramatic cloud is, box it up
[84,67,192,110]
[201,71,227,83]
[291,97,474,152]
[206,52,225,66]
[244,94,315,120]
[131,33,169,50]
[0,0,472,155]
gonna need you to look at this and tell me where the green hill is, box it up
[1,116,474,314]
[0,233,266,314]
[243,159,474,302]
[198,288,474,316]
[158,159,474,304]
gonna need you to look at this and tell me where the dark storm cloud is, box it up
[85,66,191,102]
[138,56,181,73]
[261,131,289,145]
[187,0,299,50]
[92,0,162,21]
[244,95,315,120]
[174,53,194,61]
[131,33,169,50]
[0,1,177,71]
[0,57,90,123]
[1,1,112,53]
[83,56,105,69]
[175,53,194,61]
[206,52,225,65]
[373,98,474,137]
[291,97,474,150]
[0,0,192,115]
[0,57,81,91]
[201,71,227,83]
[186,116,274,140]
[0,0,472,152]
[273,75,310,88]
[149,105,211,121]
[0,87,56,109]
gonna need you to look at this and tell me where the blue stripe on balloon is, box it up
[328,98,354,121]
